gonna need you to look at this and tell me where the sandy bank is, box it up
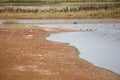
[0,24,120,80]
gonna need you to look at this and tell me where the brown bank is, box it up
[0,24,120,80]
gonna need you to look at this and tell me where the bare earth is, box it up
[0,24,120,80]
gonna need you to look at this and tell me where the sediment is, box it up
[0,24,120,80]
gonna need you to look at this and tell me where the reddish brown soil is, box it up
[0,25,120,80]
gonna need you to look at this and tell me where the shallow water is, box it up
[0,18,119,24]
[46,23,120,74]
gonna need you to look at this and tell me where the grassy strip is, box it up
[0,4,119,13]
[0,2,119,6]
[0,4,119,19]
[0,8,119,19]
[0,1,119,19]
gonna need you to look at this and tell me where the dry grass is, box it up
[0,7,120,19]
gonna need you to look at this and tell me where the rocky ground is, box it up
[0,24,120,80]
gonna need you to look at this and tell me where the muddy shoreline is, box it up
[0,24,120,80]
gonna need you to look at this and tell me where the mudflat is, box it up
[0,24,120,80]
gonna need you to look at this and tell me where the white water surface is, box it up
[46,23,120,74]
[0,18,119,24]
